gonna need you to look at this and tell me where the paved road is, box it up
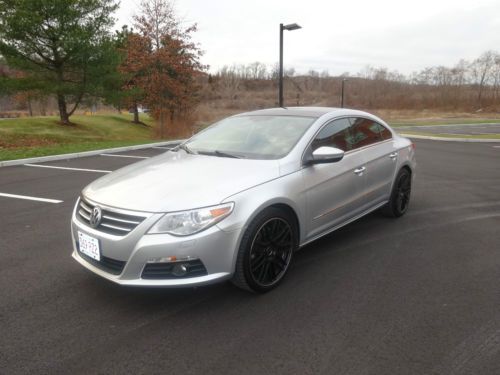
[396,122,500,135]
[1,140,499,374]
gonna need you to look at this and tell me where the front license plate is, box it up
[78,231,101,261]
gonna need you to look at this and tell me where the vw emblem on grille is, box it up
[90,206,102,228]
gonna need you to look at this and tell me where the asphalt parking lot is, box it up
[396,122,500,135]
[1,139,499,374]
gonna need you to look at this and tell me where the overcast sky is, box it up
[116,0,500,76]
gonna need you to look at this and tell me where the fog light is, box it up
[172,263,188,277]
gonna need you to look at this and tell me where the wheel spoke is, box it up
[260,226,270,242]
[276,234,291,247]
[265,261,275,281]
[271,219,279,234]
[257,261,269,282]
[254,236,270,248]
[272,256,286,271]
[272,225,289,243]
[270,262,280,278]
[251,253,267,272]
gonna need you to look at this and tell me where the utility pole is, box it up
[341,78,348,108]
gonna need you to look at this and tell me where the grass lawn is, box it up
[0,114,163,161]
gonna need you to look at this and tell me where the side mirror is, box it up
[310,146,345,164]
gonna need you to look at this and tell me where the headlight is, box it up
[147,202,234,236]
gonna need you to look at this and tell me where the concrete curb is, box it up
[0,140,183,168]
[399,133,500,143]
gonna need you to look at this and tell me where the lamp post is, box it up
[341,78,348,108]
[279,22,301,107]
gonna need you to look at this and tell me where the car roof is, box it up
[238,107,342,118]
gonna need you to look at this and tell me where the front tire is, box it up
[382,168,412,217]
[232,207,298,293]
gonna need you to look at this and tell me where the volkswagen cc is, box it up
[71,107,416,292]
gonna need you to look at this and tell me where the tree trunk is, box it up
[132,102,140,123]
[159,108,164,138]
[27,99,33,117]
[57,94,70,125]
[40,97,47,116]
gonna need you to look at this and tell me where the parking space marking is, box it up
[100,154,150,159]
[0,192,63,204]
[493,146,500,148]
[24,164,111,173]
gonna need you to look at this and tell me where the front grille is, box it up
[77,198,147,236]
[77,242,126,275]
[141,260,208,279]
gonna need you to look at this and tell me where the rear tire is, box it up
[232,207,298,293]
[382,168,412,218]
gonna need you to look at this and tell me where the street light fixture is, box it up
[279,22,302,107]
[341,78,348,108]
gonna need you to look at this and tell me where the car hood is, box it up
[82,151,281,212]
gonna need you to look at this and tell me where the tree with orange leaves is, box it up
[121,0,205,136]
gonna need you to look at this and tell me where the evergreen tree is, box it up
[0,0,119,124]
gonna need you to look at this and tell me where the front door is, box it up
[302,118,367,241]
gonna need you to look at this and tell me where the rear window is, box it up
[348,117,384,149]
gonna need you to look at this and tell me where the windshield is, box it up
[185,115,316,159]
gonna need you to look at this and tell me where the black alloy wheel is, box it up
[249,218,293,287]
[382,168,412,217]
[232,207,297,293]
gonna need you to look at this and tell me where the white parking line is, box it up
[0,192,63,204]
[493,145,500,148]
[100,154,150,159]
[24,164,111,173]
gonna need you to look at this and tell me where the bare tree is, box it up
[133,0,178,51]
[470,50,496,107]
[492,54,500,100]
[247,62,267,80]
[217,65,242,100]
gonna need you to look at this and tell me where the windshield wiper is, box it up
[214,150,242,159]
[198,150,242,159]
[177,143,196,155]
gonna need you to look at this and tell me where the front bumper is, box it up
[71,210,241,287]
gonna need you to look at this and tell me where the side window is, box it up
[377,123,392,140]
[311,118,352,151]
[348,117,384,149]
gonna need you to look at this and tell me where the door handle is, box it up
[354,167,366,175]
[389,152,398,159]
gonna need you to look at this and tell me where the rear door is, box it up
[348,118,398,208]
[302,118,367,241]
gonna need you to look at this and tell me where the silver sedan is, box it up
[71,107,416,292]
